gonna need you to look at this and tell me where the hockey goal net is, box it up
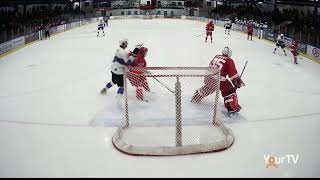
[112,67,235,156]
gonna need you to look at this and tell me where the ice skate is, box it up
[100,87,107,94]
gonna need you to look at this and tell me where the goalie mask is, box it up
[222,47,232,57]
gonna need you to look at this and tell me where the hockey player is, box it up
[105,18,109,27]
[205,21,214,43]
[127,47,150,101]
[97,20,105,37]
[259,22,268,39]
[103,16,109,27]
[247,20,254,40]
[224,18,232,35]
[273,34,287,56]
[100,38,135,97]
[44,24,50,39]
[289,40,299,64]
[258,22,263,39]
[191,47,245,114]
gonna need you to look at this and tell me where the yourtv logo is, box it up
[264,154,299,168]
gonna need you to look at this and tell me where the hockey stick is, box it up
[195,33,206,37]
[135,43,143,48]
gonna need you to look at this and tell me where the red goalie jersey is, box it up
[209,55,245,95]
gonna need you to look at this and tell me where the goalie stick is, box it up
[231,60,248,89]
[239,60,248,79]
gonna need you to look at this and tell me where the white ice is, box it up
[0,19,319,177]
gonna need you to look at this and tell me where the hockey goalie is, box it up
[127,46,150,101]
[191,47,245,114]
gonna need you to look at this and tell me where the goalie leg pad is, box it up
[192,75,217,103]
[199,85,216,97]
[191,90,202,103]
[223,93,242,113]
[191,86,215,103]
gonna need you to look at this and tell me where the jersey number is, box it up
[210,57,226,70]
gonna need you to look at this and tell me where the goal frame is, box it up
[112,67,235,156]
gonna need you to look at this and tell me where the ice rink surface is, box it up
[0,19,319,177]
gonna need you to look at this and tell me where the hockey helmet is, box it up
[119,38,128,46]
[139,47,148,56]
[132,48,140,56]
[222,47,232,57]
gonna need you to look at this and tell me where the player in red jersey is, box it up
[205,21,214,43]
[289,41,299,64]
[127,46,150,101]
[191,47,245,114]
[247,20,254,41]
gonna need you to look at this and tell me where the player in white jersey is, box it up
[100,38,135,96]
[259,22,268,39]
[97,20,105,37]
[224,18,232,35]
[273,34,287,56]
